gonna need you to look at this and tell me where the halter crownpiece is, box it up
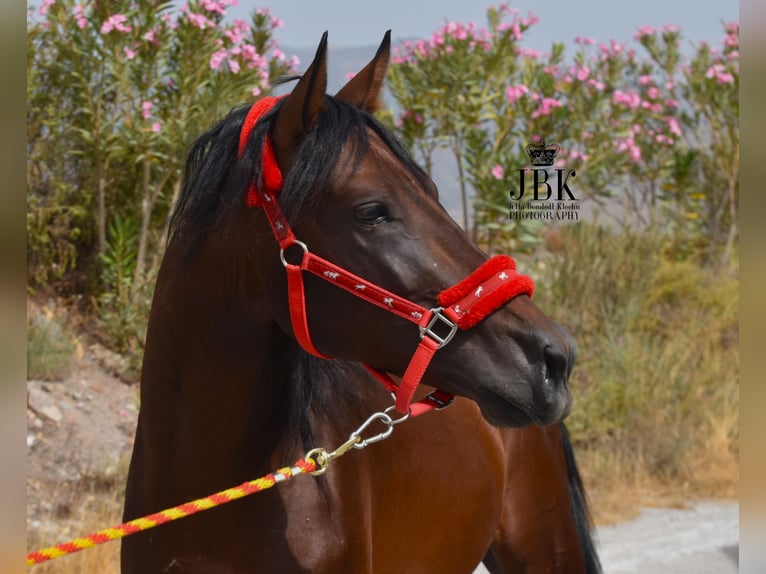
[238,95,285,206]
[238,96,535,414]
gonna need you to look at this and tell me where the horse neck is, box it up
[138,227,300,482]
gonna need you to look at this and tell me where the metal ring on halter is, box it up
[384,404,411,425]
[279,240,309,268]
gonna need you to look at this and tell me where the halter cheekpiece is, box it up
[238,96,534,415]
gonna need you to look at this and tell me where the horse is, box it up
[122,31,601,574]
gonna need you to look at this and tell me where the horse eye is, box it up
[355,202,391,225]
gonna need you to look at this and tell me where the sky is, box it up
[229,0,738,51]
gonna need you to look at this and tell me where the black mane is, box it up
[168,95,431,251]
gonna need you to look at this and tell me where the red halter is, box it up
[238,97,534,414]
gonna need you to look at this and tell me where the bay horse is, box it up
[122,32,601,573]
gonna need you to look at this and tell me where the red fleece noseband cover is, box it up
[437,255,535,329]
[238,96,285,207]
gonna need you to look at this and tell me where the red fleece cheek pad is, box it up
[436,255,535,329]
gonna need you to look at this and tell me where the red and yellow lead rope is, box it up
[27,457,317,566]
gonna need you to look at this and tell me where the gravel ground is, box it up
[595,501,739,574]
[472,500,739,574]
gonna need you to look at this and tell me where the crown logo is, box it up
[525,138,560,167]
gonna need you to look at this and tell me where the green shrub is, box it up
[95,215,148,380]
[536,222,738,483]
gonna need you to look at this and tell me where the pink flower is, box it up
[124,47,136,60]
[252,86,262,97]
[570,150,589,162]
[201,0,225,14]
[187,11,215,30]
[705,64,735,84]
[224,27,243,44]
[665,117,682,137]
[228,59,240,74]
[523,11,539,27]
[663,24,679,34]
[74,4,87,29]
[143,29,158,44]
[646,87,661,100]
[491,165,504,180]
[398,110,424,127]
[574,36,596,45]
[210,48,227,70]
[613,90,641,110]
[431,31,445,46]
[141,101,153,120]
[505,83,529,104]
[151,122,161,133]
[272,48,285,61]
[531,97,563,119]
[517,48,540,58]
[638,74,654,85]
[101,14,132,34]
[635,24,655,39]
[38,0,55,16]
[616,137,642,162]
[574,65,590,82]
[718,71,734,84]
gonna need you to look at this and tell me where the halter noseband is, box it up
[238,96,534,415]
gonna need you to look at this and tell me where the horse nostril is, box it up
[543,344,569,385]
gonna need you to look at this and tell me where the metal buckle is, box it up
[418,307,458,349]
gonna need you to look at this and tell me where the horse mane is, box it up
[559,423,603,574]
[168,95,432,250]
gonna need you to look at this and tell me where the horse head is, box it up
[240,32,576,427]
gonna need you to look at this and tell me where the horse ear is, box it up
[271,31,329,170]
[335,30,391,113]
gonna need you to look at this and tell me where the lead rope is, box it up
[27,405,407,566]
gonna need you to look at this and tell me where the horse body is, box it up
[122,31,599,573]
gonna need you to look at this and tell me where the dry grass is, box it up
[28,487,122,574]
[529,222,739,525]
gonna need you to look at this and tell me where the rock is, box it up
[27,385,63,423]
[39,405,63,423]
